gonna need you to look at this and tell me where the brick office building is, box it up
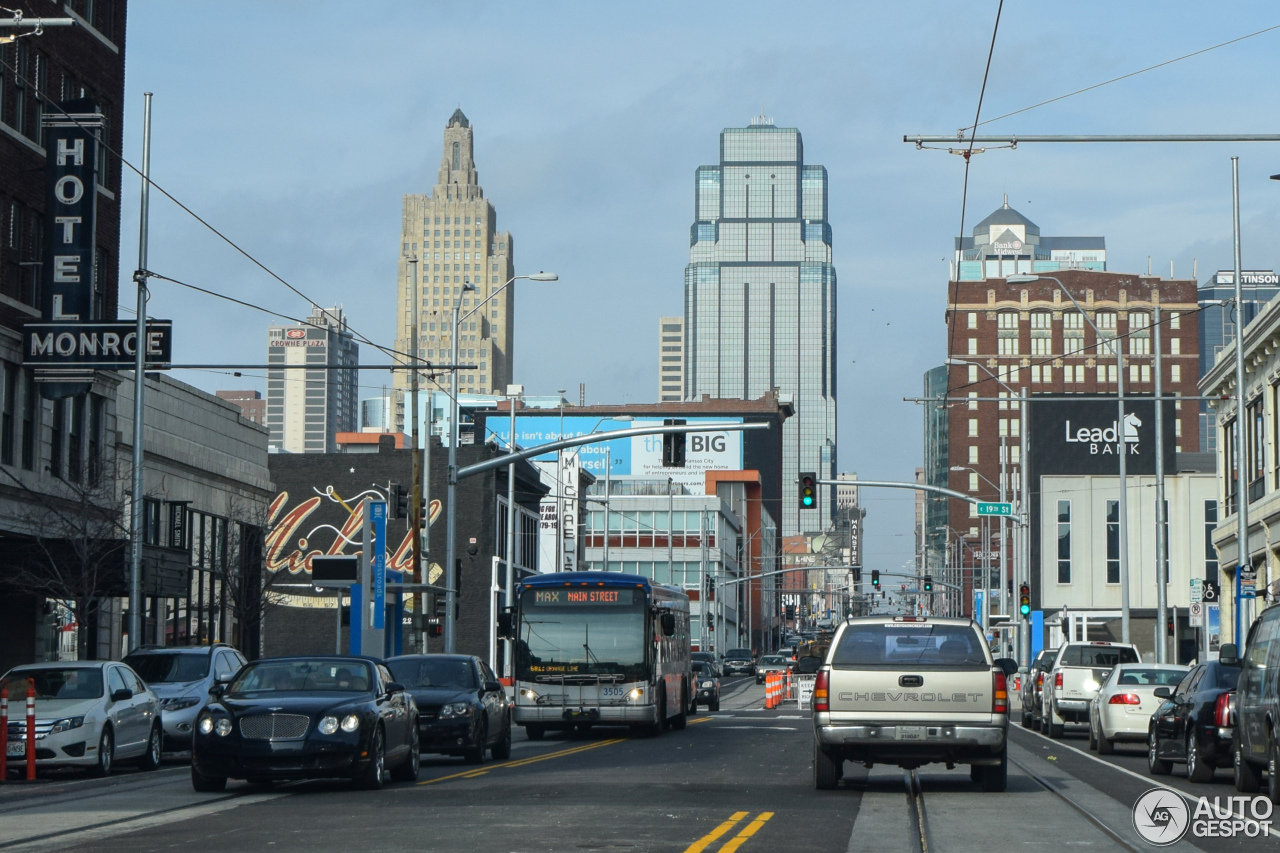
[941,269,1200,617]
[0,4,129,665]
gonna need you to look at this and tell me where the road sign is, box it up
[371,501,387,630]
[976,502,1013,517]
[24,321,173,369]
[1201,580,1219,602]
[1189,601,1204,627]
[1190,578,1203,604]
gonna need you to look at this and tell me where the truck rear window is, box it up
[1058,645,1139,667]
[831,624,987,667]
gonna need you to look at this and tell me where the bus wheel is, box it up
[669,685,688,731]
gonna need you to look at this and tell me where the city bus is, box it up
[504,571,692,739]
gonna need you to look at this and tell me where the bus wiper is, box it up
[583,624,601,666]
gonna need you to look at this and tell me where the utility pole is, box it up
[1154,305,1168,663]
[127,92,153,652]
[407,255,423,653]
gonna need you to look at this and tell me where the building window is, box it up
[1064,313,1085,355]
[0,362,14,466]
[967,392,977,410]
[1247,396,1265,502]
[1057,500,1071,584]
[967,365,978,384]
[1129,311,1150,355]
[968,445,978,464]
[21,371,36,470]
[1106,500,1120,584]
[1170,338,1181,355]
[968,472,978,492]
[1204,500,1219,577]
[967,312,977,329]
[1223,416,1238,515]
[968,419,978,437]
[451,141,460,171]
[1171,364,1181,383]
[968,338,978,355]
[1096,311,1118,355]
[998,336,1019,356]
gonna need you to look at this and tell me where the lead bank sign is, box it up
[1030,398,1175,476]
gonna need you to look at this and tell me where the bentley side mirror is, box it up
[209,683,225,699]
[484,680,502,693]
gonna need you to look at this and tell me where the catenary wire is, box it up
[962,23,1280,132]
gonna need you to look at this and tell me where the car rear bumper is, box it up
[815,723,1007,767]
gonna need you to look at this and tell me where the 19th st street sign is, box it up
[976,502,1013,517]
[24,321,173,368]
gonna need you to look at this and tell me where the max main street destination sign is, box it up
[24,321,174,369]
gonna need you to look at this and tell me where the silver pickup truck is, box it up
[811,616,1015,792]
[1039,641,1140,739]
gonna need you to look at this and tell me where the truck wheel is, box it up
[981,751,1008,792]
[1020,710,1032,729]
[1048,719,1063,739]
[1147,728,1172,775]
[814,742,841,790]
[1235,737,1261,792]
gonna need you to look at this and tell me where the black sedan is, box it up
[386,654,511,764]
[1148,659,1240,781]
[191,656,419,792]
[691,661,720,712]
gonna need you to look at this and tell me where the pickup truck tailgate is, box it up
[827,666,995,724]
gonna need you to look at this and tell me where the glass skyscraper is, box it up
[683,116,837,536]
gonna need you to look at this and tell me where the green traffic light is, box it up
[802,496,814,506]
[1020,603,1031,616]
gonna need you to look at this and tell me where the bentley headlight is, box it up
[318,716,339,735]
[198,716,214,735]
[340,714,360,733]
[49,716,84,735]
[701,680,713,689]
[440,703,472,718]
[214,718,233,737]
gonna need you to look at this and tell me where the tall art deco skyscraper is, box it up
[394,109,515,432]
[684,116,838,536]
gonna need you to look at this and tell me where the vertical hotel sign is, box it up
[42,98,101,325]
[37,98,102,397]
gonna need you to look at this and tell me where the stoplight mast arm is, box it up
[453,421,770,482]
[817,479,1026,525]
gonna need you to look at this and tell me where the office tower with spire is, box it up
[394,109,515,433]
[683,115,837,536]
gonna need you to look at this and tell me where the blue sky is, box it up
[121,1,1280,571]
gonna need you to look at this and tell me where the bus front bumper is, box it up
[514,705,656,725]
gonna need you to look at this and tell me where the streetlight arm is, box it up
[458,272,558,325]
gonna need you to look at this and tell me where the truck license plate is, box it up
[895,726,925,741]
[6,740,25,757]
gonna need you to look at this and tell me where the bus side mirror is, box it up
[497,610,515,639]
[1219,643,1239,666]
[660,612,676,637]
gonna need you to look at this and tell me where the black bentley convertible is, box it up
[191,656,419,791]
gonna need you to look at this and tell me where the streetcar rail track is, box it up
[1008,755,1144,853]
[904,769,931,853]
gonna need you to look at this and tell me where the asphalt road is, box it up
[0,680,1276,852]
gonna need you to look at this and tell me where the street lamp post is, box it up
[445,272,558,653]
[951,463,1003,633]
[1009,274,1131,644]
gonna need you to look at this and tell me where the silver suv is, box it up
[123,644,245,751]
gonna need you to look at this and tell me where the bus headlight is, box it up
[629,688,643,700]
[519,688,541,704]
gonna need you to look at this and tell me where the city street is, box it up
[0,676,1274,852]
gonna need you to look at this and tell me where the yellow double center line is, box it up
[416,737,628,786]
[683,811,775,853]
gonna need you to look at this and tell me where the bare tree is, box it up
[198,496,285,660]
[0,457,129,660]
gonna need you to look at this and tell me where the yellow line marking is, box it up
[416,737,627,785]
[715,812,774,853]
[682,811,749,853]
[689,717,714,724]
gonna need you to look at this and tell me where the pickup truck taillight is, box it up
[1214,691,1234,727]
[993,670,1008,714]
[814,670,829,712]
[1054,672,1063,689]
[1108,693,1141,705]
[1036,672,1044,687]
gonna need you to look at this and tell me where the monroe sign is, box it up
[24,321,173,368]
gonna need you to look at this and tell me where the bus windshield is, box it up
[516,587,647,682]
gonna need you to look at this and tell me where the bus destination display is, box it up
[529,588,636,606]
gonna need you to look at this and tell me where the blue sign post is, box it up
[371,501,387,631]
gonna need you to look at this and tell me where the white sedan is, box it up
[3,661,163,776]
[1088,663,1188,755]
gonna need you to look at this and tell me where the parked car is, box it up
[2,661,162,777]
[1041,641,1140,738]
[691,661,720,712]
[722,649,755,677]
[1232,600,1280,801]
[1020,648,1056,730]
[190,656,419,792]
[1085,663,1187,755]
[386,654,511,762]
[755,655,788,685]
[123,643,246,751]
[1146,658,1239,781]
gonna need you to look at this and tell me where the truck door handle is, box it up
[899,675,923,688]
